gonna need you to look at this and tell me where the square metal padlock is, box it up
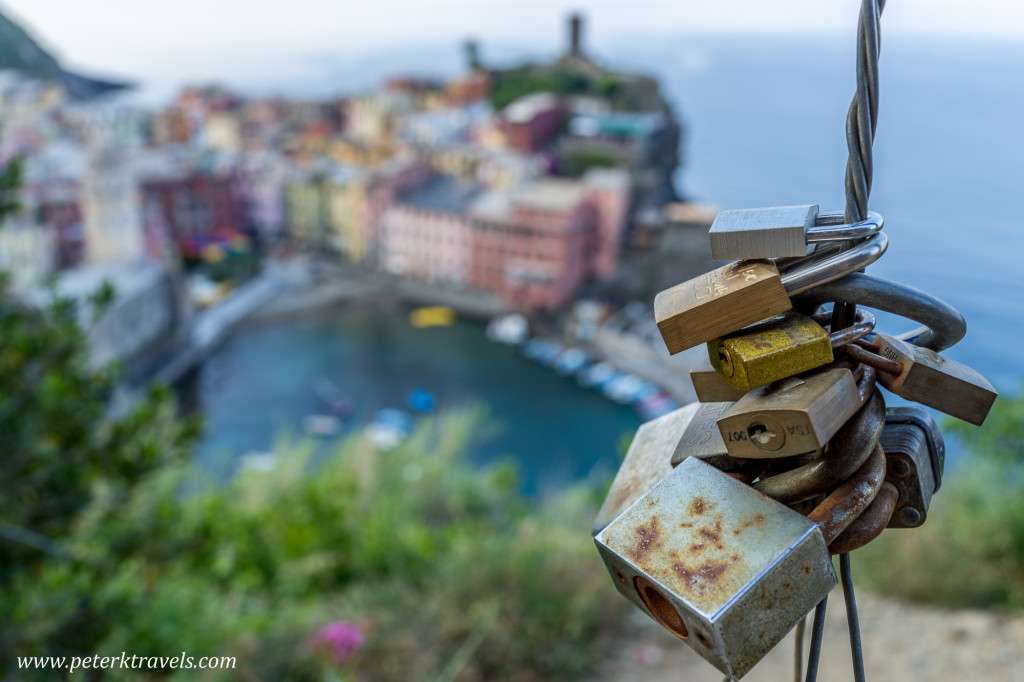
[593,402,700,536]
[595,457,837,679]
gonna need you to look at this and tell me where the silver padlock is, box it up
[880,406,945,528]
[670,401,743,470]
[595,458,838,679]
[709,205,883,260]
[592,402,700,536]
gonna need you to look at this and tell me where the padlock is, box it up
[708,309,875,391]
[670,401,743,469]
[870,333,997,426]
[791,271,965,352]
[715,367,864,459]
[592,402,700,536]
[594,457,838,679]
[596,441,886,678]
[690,356,747,403]
[655,231,887,354]
[879,405,945,528]
[709,205,883,260]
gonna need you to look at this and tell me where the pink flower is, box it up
[307,620,365,667]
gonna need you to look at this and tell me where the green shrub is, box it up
[6,407,625,681]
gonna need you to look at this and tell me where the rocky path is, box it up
[600,592,1024,681]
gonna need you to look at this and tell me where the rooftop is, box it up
[398,175,483,214]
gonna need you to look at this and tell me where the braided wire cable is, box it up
[831,4,887,681]
[844,0,887,222]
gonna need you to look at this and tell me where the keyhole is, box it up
[718,349,734,377]
[748,423,777,446]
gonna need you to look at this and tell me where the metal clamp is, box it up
[791,272,966,351]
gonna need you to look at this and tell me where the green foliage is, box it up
[0,274,202,667]
[558,148,620,177]
[490,66,590,110]
[4,406,624,680]
[854,390,1024,609]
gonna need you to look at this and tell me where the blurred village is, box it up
[0,16,718,419]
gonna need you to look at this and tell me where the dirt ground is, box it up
[598,591,1024,681]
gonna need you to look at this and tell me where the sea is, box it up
[184,35,1024,488]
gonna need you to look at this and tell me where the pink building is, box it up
[380,176,481,285]
[469,178,599,311]
[583,167,631,280]
[500,93,567,153]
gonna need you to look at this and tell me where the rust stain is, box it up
[630,516,662,562]
[733,513,766,535]
[688,498,713,515]
[690,542,705,552]
[679,522,694,528]
[672,560,733,594]
[698,520,725,549]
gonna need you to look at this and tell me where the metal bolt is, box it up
[898,506,922,527]
[889,458,911,478]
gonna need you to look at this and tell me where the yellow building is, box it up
[325,168,371,263]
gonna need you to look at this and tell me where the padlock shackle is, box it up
[780,231,888,296]
[807,443,886,545]
[753,389,885,504]
[828,481,898,555]
[807,210,883,243]
[791,272,966,351]
[812,309,875,347]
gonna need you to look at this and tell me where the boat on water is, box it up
[365,409,414,450]
[486,314,529,344]
[312,377,354,416]
[406,388,436,413]
[410,306,456,328]
[554,348,592,376]
[304,414,342,437]
[577,361,622,389]
[603,374,653,404]
[635,392,680,421]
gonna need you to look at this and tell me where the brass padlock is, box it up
[654,260,792,355]
[880,406,945,528]
[709,205,883,260]
[690,356,747,403]
[670,401,743,470]
[595,458,838,679]
[715,367,864,458]
[655,232,887,355]
[871,333,997,426]
[708,309,874,391]
[592,403,700,536]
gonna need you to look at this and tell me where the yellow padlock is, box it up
[708,310,874,390]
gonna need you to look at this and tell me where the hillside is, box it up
[0,7,129,99]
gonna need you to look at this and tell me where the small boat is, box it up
[521,337,551,360]
[304,414,341,437]
[312,377,354,416]
[406,388,436,413]
[535,341,565,367]
[486,314,529,344]
[636,392,680,421]
[365,409,414,450]
[554,348,592,376]
[603,374,652,404]
[410,306,456,328]
[577,362,621,389]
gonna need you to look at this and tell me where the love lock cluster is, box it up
[592,205,997,680]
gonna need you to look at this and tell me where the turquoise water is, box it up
[188,309,643,494]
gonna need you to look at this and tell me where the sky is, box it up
[3,0,1023,95]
